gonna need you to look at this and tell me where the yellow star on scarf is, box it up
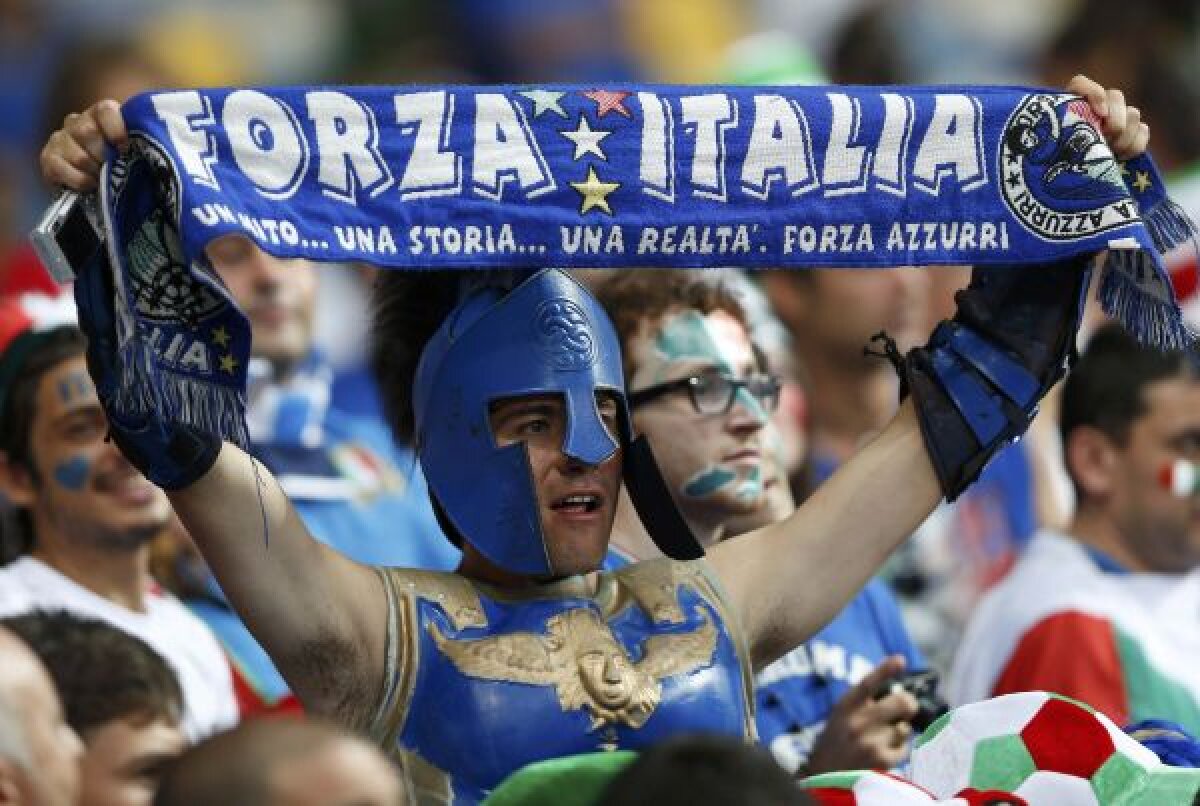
[211,326,231,348]
[219,354,239,374]
[571,167,619,215]
[519,90,567,118]
[1133,170,1152,193]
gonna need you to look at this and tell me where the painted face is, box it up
[488,393,624,577]
[79,716,186,806]
[1110,376,1200,572]
[205,234,318,370]
[4,355,171,551]
[267,737,405,806]
[627,309,768,542]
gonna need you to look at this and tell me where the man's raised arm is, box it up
[41,100,390,725]
[711,75,1149,670]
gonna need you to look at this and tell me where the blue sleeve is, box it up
[863,578,925,670]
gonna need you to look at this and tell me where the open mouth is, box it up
[551,493,603,515]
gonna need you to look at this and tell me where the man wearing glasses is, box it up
[594,270,927,776]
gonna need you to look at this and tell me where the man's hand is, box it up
[40,99,128,191]
[805,655,919,775]
[1066,74,1150,161]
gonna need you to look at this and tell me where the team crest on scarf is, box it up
[100,134,251,443]
[126,208,225,324]
[1000,93,1139,242]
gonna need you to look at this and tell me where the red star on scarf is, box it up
[582,89,632,118]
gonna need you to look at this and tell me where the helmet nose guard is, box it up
[562,386,618,466]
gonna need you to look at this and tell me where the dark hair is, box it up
[2,610,183,736]
[370,269,474,445]
[597,734,810,806]
[591,270,752,387]
[1061,323,1198,447]
[0,327,87,557]
[370,269,537,445]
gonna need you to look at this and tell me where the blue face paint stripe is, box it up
[57,372,92,405]
[53,456,91,490]
[653,310,735,381]
[683,466,737,498]
[734,386,769,423]
[735,465,763,500]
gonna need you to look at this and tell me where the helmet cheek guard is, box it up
[414,269,702,576]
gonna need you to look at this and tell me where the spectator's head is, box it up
[0,294,170,559]
[154,718,405,806]
[202,236,318,376]
[595,271,779,545]
[0,626,83,806]
[1061,324,1200,572]
[762,267,930,372]
[3,612,185,806]
[596,734,811,806]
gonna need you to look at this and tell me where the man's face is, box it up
[3,355,170,550]
[267,737,405,806]
[779,267,931,360]
[205,235,318,370]
[0,634,84,806]
[79,716,186,806]
[488,394,623,577]
[626,309,768,536]
[1109,376,1200,572]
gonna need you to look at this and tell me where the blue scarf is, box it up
[95,85,1197,447]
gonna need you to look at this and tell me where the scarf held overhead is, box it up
[95,84,1197,446]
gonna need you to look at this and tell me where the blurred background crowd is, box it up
[1,0,1199,804]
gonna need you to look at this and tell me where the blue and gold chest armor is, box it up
[365,558,755,804]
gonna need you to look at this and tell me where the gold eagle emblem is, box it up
[428,607,717,731]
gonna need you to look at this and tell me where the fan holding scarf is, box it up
[40,74,1188,803]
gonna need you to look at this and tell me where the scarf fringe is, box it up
[1143,196,1200,256]
[1099,250,1197,351]
[113,335,250,450]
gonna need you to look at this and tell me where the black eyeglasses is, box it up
[628,370,782,415]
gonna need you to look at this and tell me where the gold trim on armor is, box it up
[695,561,759,741]
[394,748,453,806]
[364,567,402,742]
[391,569,487,630]
[366,557,758,756]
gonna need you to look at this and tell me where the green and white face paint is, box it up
[628,308,769,521]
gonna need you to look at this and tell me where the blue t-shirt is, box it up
[754,579,924,774]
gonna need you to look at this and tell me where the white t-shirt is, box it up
[948,530,1200,732]
[0,556,239,740]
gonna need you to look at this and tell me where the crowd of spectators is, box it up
[1,0,1199,803]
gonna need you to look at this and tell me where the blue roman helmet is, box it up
[413,269,702,574]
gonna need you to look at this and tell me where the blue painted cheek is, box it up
[53,457,91,491]
[683,467,737,498]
